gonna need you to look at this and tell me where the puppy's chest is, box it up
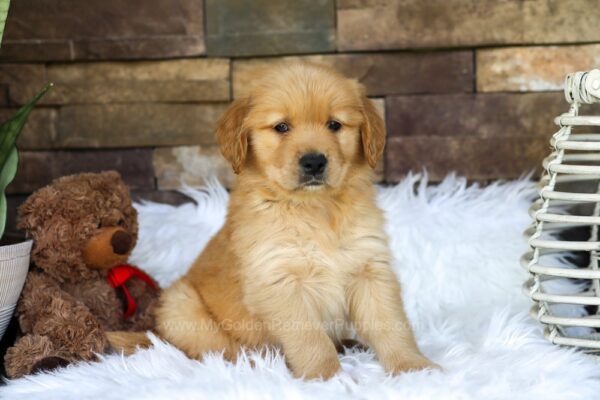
[281,224,363,270]
[241,206,385,273]
[237,203,389,335]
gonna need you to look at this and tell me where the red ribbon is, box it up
[107,264,158,319]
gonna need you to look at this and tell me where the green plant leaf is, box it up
[0,0,10,47]
[0,84,52,174]
[0,83,52,240]
[0,147,17,238]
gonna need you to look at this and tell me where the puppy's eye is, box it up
[327,120,342,132]
[273,123,289,134]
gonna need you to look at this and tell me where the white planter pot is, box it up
[0,240,31,341]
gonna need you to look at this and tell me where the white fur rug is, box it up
[2,174,600,400]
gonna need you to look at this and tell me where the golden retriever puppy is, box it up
[110,62,436,379]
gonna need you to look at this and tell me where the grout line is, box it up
[472,49,477,93]
[228,58,233,101]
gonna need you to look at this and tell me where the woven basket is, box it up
[524,69,600,350]
[0,240,31,340]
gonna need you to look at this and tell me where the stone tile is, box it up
[0,107,57,150]
[0,64,47,105]
[71,36,205,61]
[232,52,473,98]
[205,0,335,57]
[477,44,600,92]
[15,59,228,105]
[3,108,57,150]
[0,60,230,105]
[1,0,205,61]
[385,136,547,182]
[0,41,72,63]
[384,92,566,181]
[46,59,227,87]
[56,103,227,148]
[337,0,600,51]
[9,149,155,194]
[131,190,194,206]
[5,195,26,238]
[385,92,565,139]
[154,146,235,189]
[0,84,8,106]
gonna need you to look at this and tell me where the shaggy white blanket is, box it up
[2,174,600,400]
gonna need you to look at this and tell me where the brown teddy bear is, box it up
[4,171,159,378]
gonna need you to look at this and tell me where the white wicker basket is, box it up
[0,240,31,340]
[524,69,600,350]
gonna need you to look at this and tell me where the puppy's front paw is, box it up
[291,351,341,380]
[384,353,440,375]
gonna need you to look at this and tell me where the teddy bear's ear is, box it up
[101,170,123,182]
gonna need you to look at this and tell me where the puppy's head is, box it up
[216,63,384,194]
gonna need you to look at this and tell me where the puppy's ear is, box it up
[216,98,251,174]
[360,97,386,169]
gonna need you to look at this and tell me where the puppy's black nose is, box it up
[299,153,327,177]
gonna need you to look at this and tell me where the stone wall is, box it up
[2,0,598,233]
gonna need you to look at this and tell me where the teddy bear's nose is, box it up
[111,230,132,255]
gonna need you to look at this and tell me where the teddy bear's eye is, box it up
[117,218,125,226]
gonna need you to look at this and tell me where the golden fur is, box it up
[111,63,436,379]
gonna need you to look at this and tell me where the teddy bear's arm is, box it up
[16,270,108,357]
[5,271,108,378]
[123,279,159,331]
[62,279,124,331]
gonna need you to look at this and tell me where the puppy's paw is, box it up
[292,351,341,380]
[384,353,440,375]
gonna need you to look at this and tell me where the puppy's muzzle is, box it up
[299,153,327,184]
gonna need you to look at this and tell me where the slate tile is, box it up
[57,103,227,148]
[233,52,473,98]
[477,44,600,92]
[337,0,600,51]
[205,0,335,57]
[10,149,155,194]
[384,92,566,181]
[1,0,205,61]
[153,145,235,189]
